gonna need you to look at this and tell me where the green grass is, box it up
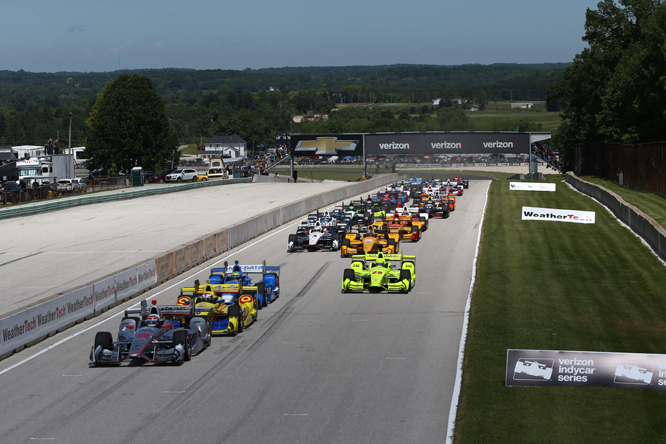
[455,175,666,443]
[579,176,666,227]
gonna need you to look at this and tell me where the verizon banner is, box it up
[510,182,556,192]
[507,349,666,390]
[365,132,529,155]
[0,285,94,356]
[522,206,595,224]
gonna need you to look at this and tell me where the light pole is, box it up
[68,111,73,178]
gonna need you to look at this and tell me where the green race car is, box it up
[342,251,416,293]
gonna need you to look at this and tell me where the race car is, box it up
[341,251,416,293]
[207,260,280,307]
[89,299,212,366]
[288,220,342,252]
[340,224,398,257]
[177,282,258,334]
[384,211,423,241]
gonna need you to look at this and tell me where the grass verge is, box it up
[579,175,666,227]
[454,175,666,443]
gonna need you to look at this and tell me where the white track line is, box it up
[445,180,490,444]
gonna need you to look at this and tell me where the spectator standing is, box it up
[47,139,53,155]
[54,139,60,155]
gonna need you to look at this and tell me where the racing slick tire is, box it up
[258,283,268,308]
[387,238,397,254]
[342,269,356,292]
[399,269,412,292]
[94,332,113,351]
[287,234,297,252]
[173,330,191,361]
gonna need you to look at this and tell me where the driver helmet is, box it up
[146,314,160,327]
[201,292,213,303]
[231,271,241,279]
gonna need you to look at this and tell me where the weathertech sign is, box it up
[507,349,666,390]
[366,132,528,155]
[522,206,595,224]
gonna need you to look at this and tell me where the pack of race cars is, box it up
[89,175,467,366]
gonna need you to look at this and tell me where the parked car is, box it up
[165,168,198,182]
[207,167,227,179]
[148,169,175,183]
[57,178,87,192]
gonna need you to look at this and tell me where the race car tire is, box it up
[342,269,356,292]
[253,296,259,320]
[412,226,420,242]
[287,234,297,252]
[94,332,113,351]
[173,330,191,361]
[399,270,411,292]
[258,283,268,308]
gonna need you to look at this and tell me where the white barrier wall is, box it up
[0,259,157,358]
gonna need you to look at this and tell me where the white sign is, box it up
[115,268,139,302]
[522,207,595,224]
[510,182,556,192]
[93,276,117,312]
[0,285,94,356]
[136,260,157,293]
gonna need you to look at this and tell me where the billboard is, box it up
[365,132,529,155]
[290,133,364,157]
[507,349,666,390]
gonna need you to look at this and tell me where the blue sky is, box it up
[2,0,601,73]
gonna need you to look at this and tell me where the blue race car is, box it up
[207,260,280,307]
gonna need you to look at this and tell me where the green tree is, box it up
[85,74,178,173]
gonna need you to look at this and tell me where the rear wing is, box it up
[351,251,416,264]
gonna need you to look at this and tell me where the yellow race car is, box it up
[340,225,398,257]
[177,281,257,334]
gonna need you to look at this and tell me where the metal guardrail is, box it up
[0,178,252,220]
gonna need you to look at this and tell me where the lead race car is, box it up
[89,299,212,366]
[342,251,416,293]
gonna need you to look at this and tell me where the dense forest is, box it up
[0,63,569,148]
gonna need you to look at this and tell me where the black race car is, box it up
[89,300,212,366]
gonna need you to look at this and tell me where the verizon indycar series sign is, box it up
[507,349,666,390]
[522,207,595,224]
[510,182,556,192]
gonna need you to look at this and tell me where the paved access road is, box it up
[0,180,490,444]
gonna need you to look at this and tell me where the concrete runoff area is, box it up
[0,179,492,444]
[0,180,382,318]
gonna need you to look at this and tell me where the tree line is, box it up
[0,63,566,149]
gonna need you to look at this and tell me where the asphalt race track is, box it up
[0,180,490,444]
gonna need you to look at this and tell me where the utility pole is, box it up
[68,111,73,178]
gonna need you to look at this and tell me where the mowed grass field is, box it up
[454,175,666,443]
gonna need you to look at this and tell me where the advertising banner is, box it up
[522,206,595,224]
[92,276,117,311]
[115,268,138,302]
[365,132,530,155]
[290,133,364,157]
[0,285,94,356]
[510,182,556,192]
[136,260,157,293]
[507,349,666,390]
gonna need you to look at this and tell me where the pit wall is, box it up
[566,172,666,262]
[0,174,398,359]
